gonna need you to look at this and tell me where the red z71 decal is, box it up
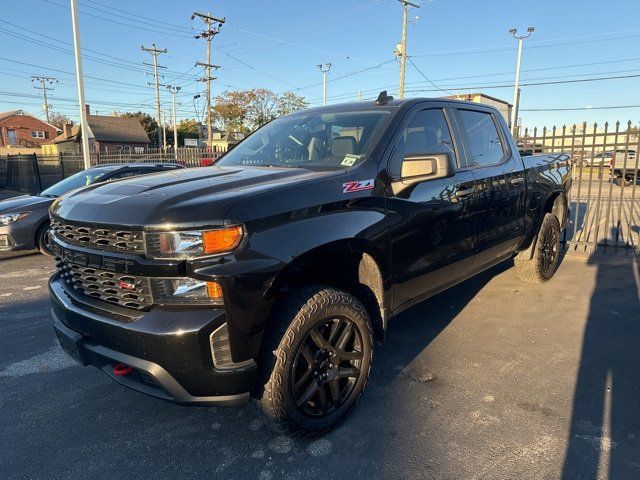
[342,179,374,194]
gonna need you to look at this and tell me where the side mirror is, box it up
[393,152,455,194]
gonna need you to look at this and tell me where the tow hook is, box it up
[113,364,134,376]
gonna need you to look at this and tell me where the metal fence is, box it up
[0,148,220,193]
[518,121,639,255]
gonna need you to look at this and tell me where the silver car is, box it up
[0,163,183,255]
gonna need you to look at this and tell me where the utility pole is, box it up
[70,0,91,169]
[167,85,181,159]
[141,43,167,147]
[192,11,225,147]
[31,76,57,123]
[396,0,420,99]
[509,26,534,135]
[317,63,331,106]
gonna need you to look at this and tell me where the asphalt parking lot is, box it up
[1,251,639,480]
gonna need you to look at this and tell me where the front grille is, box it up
[50,216,145,254]
[56,257,153,310]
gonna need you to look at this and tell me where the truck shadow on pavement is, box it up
[561,249,640,479]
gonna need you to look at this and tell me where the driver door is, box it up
[386,106,477,311]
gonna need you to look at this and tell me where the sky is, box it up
[1,0,640,129]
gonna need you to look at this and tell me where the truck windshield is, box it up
[217,110,391,169]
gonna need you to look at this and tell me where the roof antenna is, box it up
[375,90,394,105]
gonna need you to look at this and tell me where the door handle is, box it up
[455,187,475,198]
[510,178,525,186]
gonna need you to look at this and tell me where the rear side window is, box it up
[457,110,506,167]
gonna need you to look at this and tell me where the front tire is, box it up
[36,223,53,256]
[253,286,373,437]
[514,213,561,284]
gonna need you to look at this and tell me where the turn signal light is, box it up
[202,226,243,254]
[206,281,223,300]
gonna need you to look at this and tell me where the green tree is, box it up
[277,91,309,117]
[211,91,252,132]
[211,89,309,133]
[177,118,200,135]
[246,88,278,130]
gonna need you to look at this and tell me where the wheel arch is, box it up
[265,239,388,341]
[518,190,567,261]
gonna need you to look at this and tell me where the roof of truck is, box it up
[298,96,499,115]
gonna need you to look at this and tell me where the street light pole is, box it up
[70,0,91,169]
[509,26,534,136]
[167,85,181,160]
[317,63,331,106]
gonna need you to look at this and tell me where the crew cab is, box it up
[49,95,570,436]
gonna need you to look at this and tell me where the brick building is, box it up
[0,110,60,149]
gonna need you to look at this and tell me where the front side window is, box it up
[30,131,45,139]
[390,108,454,178]
[457,110,506,167]
[217,110,391,170]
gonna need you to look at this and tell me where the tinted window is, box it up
[458,110,505,167]
[391,109,454,177]
[39,167,116,197]
[108,169,144,180]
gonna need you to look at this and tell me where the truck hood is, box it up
[51,166,341,228]
[0,195,53,214]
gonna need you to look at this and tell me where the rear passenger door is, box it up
[453,107,527,266]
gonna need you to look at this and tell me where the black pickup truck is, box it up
[49,95,570,436]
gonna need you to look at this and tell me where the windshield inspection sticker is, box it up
[343,179,374,193]
[341,154,362,166]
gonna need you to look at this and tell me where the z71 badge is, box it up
[342,179,374,194]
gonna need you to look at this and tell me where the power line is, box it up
[411,31,640,58]
[44,0,193,38]
[406,56,454,96]
[521,104,640,112]
[79,0,193,34]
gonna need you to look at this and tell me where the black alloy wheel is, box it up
[291,316,364,417]
[539,223,558,278]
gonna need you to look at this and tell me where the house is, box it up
[43,106,150,155]
[445,93,513,125]
[210,131,245,153]
[0,110,60,153]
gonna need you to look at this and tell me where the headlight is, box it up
[151,278,223,305]
[146,225,244,259]
[0,212,31,226]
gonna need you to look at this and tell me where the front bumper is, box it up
[0,223,33,251]
[49,274,255,406]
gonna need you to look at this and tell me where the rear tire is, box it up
[36,223,53,256]
[252,286,373,438]
[514,213,561,284]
